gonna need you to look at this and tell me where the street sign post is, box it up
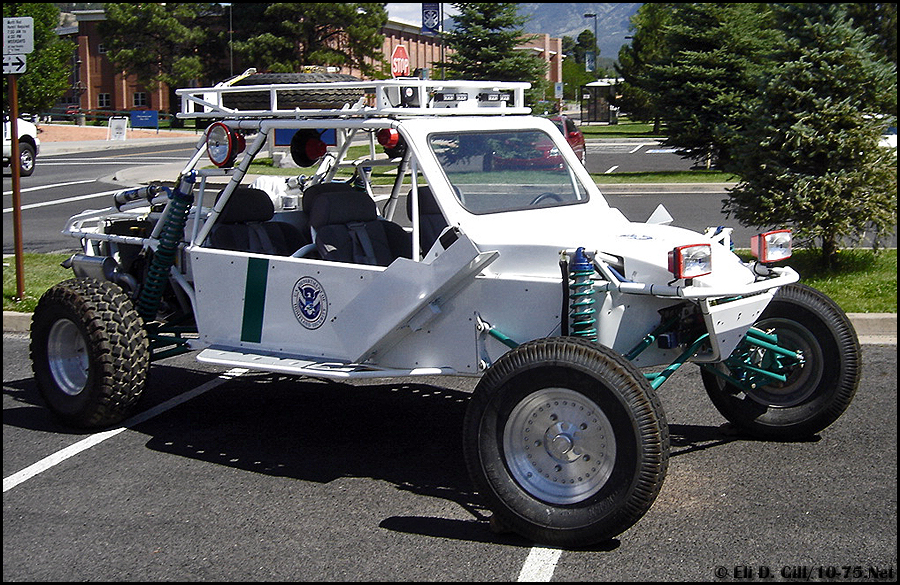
[4,16,34,300]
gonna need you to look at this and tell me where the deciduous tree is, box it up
[2,3,75,113]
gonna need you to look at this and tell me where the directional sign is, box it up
[4,17,34,56]
[391,45,410,78]
[3,54,27,75]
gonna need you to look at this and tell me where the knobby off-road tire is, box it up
[30,278,149,428]
[701,283,861,440]
[464,337,669,547]
[221,72,365,111]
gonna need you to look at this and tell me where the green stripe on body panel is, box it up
[241,257,269,342]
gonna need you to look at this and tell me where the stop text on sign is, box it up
[391,45,410,78]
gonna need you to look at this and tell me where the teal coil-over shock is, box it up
[568,247,597,341]
[136,172,196,323]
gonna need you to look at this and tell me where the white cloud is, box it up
[386,3,422,25]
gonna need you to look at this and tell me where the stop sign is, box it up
[391,45,410,78]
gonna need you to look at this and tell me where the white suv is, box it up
[2,115,40,177]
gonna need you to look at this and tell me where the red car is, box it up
[550,114,586,165]
[491,116,587,170]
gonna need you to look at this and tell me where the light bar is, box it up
[668,244,712,279]
[434,92,469,102]
[751,229,792,263]
[477,91,511,103]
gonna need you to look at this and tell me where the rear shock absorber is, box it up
[568,247,597,341]
[136,172,196,324]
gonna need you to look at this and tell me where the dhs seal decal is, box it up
[291,277,327,329]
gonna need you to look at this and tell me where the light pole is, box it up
[583,12,598,73]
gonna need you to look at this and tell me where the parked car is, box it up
[491,114,586,170]
[550,114,586,164]
[2,114,40,177]
[31,77,860,548]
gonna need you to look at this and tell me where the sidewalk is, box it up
[37,122,201,157]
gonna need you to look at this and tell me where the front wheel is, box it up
[701,284,861,440]
[30,278,149,428]
[464,337,669,547]
[18,141,36,176]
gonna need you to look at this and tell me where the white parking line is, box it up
[2,368,247,493]
[517,546,563,581]
[2,178,97,196]
[5,365,564,579]
[3,188,123,213]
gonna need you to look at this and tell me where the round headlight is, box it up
[206,122,244,168]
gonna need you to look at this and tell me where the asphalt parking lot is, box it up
[4,123,897,581]
[3,333,896,582]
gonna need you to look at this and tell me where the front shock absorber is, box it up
[568,247,597,341]
[135,172,196,324]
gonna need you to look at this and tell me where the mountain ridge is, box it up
[517,3,641,62]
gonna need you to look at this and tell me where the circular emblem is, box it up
[291,277,327,330]
[423,9,440,31]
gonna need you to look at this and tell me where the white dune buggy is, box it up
[30,78,860,547]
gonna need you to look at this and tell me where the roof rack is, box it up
[176,78,531,119]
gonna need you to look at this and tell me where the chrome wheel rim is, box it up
[47,319,89,396]
[503,387,616,504]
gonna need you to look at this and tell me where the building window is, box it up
[98,44,106,54]
[98,93,111,108]
[133,92,148,107]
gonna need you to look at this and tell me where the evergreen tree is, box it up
[99,3,214,90]
[231,3,388,77]
[99,3,389,87]
[844,3,897,68]
[439,3,547,104]
[574,29,597,67]
[724,4,897,267]
[2,3,75,113]
[615,3,673,132]
[646,3,777,169]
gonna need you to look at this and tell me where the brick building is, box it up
[369,18,562,85]
[56,10,562,116]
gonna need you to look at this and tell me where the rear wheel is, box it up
[30,278,149,428]
[701,284,860,439]
[464,337,669,547]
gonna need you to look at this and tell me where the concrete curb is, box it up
[4,309,895,344]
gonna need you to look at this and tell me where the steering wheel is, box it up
[530,192,563,206]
